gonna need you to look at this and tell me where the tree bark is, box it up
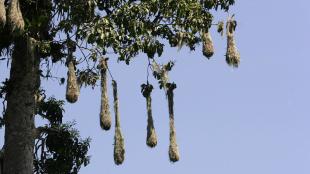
[3,37,40,174]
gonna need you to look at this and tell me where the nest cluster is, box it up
[201,16,240,67]
[60,16,240,166]
[92,58,126,165]
[86,59,182,165]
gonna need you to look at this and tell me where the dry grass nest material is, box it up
[112,80,125,165]
[226,19,240,68]
[0,0,6,28]
[114,126,125,165]
[169,125,180,162]
[167,84,180,162]
[146,96,157,148]
[7,0,24,33]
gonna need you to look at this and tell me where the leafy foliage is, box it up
[34,123,90,174]
[37,97,64,126]
[1,0,236,86]
[0,79,10,128]
[34,97,90,174]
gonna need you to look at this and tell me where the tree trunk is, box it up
[3,37,39,174]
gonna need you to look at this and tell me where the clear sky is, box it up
[1,0,310,173]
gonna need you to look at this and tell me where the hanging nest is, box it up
[98,58,111,130]
[0,0,6,28]
[66,58,80,103]
[167,83,180,162]
[202,32,214,59]
[226,18,240,68]
[7,0,24,33]
[112,80,125,165]
[141,83,157,148]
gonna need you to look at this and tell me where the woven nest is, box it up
[167,84,180,162]
[202,32,214,59]
[146,96,157,148]
[99,59,111,130]
[7,0,24,33]
[114,126,125,165]
[226,19,240,67]
[112,80,125,165]
[66,60,80,103]
[0,0,6,28]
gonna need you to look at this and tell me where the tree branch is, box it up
[33,126,61,139]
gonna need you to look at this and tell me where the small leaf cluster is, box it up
[0,79,10,128]
[152,61,175,89]
[77,69,100,88]
[141,83,153,98]
[37,97,65,126]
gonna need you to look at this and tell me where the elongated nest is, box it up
[114,126,125,165]
[146,96,157,148]
[226,19,240,67]
[7,0,24,33]
[112,80,125,165]
[0,0,6,28]
[202,32,214,59]
[66,60,80,103]
[167,84,179,162]
[99,59,111,130]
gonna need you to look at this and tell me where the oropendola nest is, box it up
[98,58,111,130]
[167,83,180,162]
[141,83,157,148]
[66,59,80,103]
[7,0,24,34]
[112,80,125,165]
[146,96,157,148]
[202,32,214,59]
[226,18,240,67]
[169,125,180,162]
[0,0,6,28]
[114,126,125,165]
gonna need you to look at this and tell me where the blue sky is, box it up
[1,0,310,173]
